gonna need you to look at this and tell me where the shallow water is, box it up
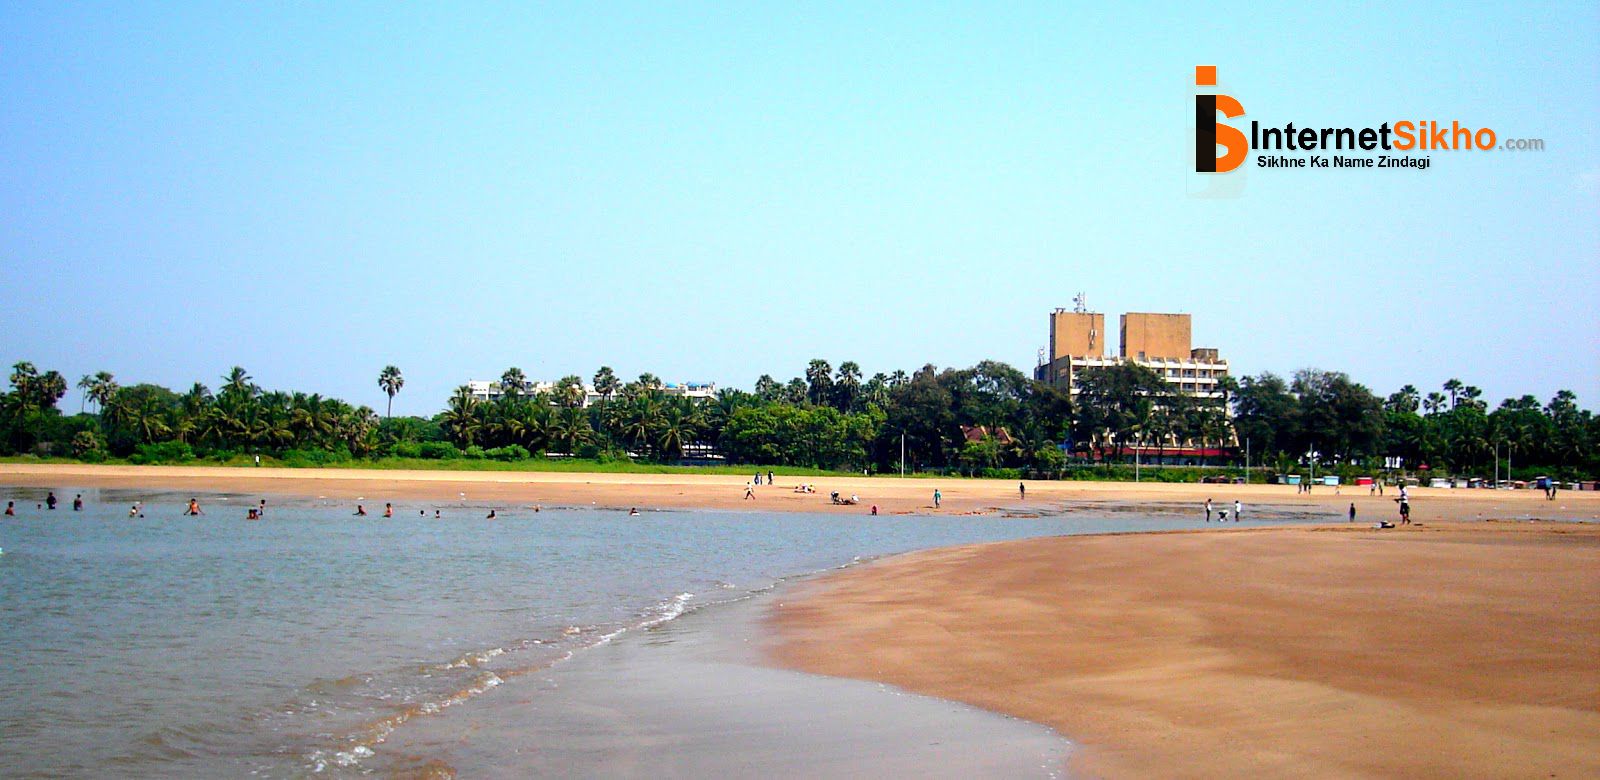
[0,487,1304,777]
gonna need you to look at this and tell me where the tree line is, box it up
[1,359,1595,479]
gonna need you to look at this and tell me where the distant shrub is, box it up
[129,441,195,465]
[281,447,352,466]
[79,448,109,463]
[392,441,424,459]
[463,445,487,460]
[484,444,530,462]
[71,431,105,458]
[418,441,458,460]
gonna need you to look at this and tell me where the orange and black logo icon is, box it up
[1194,66,1247,173]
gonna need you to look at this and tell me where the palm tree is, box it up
[378,365,404,418]
[87,371,119,414]
[500,367,527,399]
[1423,392,1446,416]
[223,366,254,397]
[805,359,834,406]
[1443,378,1463,409]
[656,399,703,461]
[834,361,862,412]
[441,386,481,447]
[556,375,586,409]
[593,366,620,404]
[551,406,593,454]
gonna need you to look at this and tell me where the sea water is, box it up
[0,487,1300,777]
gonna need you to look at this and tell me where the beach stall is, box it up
[1322,476,1340,487]
[1284,474,1302,486]
[1355,476,1374,486]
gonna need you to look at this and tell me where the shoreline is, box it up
[766,522,1600,777]
[5,463,1597,522]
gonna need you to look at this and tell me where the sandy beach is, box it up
[5,463,1598,776]
[769,522,1600,778]
[3,463,1597,525]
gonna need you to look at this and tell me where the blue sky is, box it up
[3,2,1596,415]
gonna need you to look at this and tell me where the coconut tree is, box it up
[223,366,254,397]
[551,406,593,455]
[378,365,404,418]
[656,398,704,461]
[441,385,481,447]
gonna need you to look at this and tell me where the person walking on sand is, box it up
[744,483,755,500]
[1233,499,1242,522]
[1349,502,1357,523]
[933,489,942,509]
[768,470,774,486]
[1205,498,1213,523]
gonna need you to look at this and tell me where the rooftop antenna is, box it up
[1073,292,1087,313]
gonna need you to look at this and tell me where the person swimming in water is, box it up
[486,509,497,519]
[4,501,13,516]
[46,491,58,510]
[185,498,202,516]
[383,503,393,518]
[354,505,367,516]
[246,508,259,520]
[72,494,84,511]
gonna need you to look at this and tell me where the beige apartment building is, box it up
[1036,308,1230,403]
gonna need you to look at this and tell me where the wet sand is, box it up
[768,522,1600,778]
[4,463,1597,523]
[377,587,1068,779]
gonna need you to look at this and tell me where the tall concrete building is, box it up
[1036,308,1230,404]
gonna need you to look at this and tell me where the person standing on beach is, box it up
[1349,502,1357,522]
[933,489,942,509]
[1205,498,1213,522]
[768,470,774,486]
[1019,482,1026,499]
[1233,499,1242,522]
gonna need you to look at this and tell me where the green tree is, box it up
[378,365,404,418]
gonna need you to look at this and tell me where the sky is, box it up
[3,2,1597,416]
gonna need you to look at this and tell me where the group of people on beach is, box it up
[1203,498,1244,522]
